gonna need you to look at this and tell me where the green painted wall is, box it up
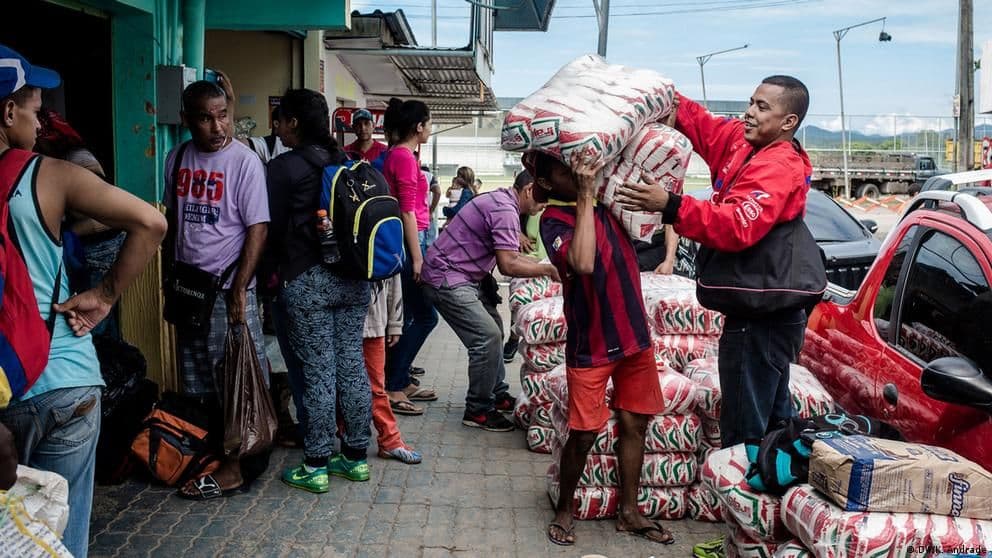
[206,0,349,30]
[111,11,160,202]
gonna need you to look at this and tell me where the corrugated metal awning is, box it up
[332,48,498,122]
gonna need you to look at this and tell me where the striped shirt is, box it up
[421,188,521,289]
[540,201,652,368]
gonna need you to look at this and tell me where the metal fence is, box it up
[799,113,992,170]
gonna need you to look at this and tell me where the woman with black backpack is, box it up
[265,89,373,492]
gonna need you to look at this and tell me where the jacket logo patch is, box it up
[750,190,770,201]
[741,199,761,220]
[552,236,563,252]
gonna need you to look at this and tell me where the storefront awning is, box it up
[332,48,498,122]
[206,0,349,30]
[493,0,557,31]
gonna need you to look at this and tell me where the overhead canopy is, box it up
[493,0,557,31]
[206,0,349,30]
[327,9,498,123]
[333,49,497,122]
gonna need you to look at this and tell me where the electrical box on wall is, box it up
[156,65,198,125]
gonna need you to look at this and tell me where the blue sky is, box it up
[352,0,992,132]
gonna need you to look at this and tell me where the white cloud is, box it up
[818,116,843,132]
[816,114,945,134]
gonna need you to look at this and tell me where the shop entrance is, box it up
[6,1,114,180]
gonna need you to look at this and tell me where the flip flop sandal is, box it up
[389,399,424,416]
[617,521,675,545]
[176,474,241,501]
[410,366,426,376]
[547,522,575,546]
[405,387,438,402]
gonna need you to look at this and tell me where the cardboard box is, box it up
[809,436,992,519]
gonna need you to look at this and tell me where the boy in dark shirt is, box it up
[525,151,673,546]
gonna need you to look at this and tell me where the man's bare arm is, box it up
[43,159,167,334]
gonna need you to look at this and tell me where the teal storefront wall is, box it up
[69,0,347,203]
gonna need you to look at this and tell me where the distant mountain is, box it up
[799,123,992,149]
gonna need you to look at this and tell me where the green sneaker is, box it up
[328,454,370,482]
[281,464,329,493]
[693,536,725,558]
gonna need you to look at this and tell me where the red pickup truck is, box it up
[799,190,992,471]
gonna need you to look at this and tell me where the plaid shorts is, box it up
[176,288,269,397]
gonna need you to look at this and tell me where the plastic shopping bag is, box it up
[222,324,278,457]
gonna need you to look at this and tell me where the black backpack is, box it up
[744,413,902,495]
[302,155,406,281]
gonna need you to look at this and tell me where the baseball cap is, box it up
[352,108,374,123]
[0,45,61,98]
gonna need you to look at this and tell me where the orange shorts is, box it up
[566,347,664,432]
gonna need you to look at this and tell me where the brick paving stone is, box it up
[90,290,724,557]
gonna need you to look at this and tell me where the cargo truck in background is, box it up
[808,151,940,199]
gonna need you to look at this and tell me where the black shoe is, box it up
[410,366,426,376]
[462,410,515,432]
[502,338,519,363]
[494,392,516,413]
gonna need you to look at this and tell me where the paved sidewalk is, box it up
[89,297,722,557]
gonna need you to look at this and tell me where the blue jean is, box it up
[0,386,102,558]
[386,232,438,392]
[423,283,509,414]
[717,309,807,447]
[82,232,124,338]
[281,266,371,460]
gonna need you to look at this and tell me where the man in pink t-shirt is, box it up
[344,108,388,162]
[162,80,270,501]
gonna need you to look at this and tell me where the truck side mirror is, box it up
[860,219,879,234]
[921,357,992,414]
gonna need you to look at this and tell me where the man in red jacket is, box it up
[619,76,815,450]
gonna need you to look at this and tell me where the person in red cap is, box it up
[344,108,388,162]
[0,44,167,558]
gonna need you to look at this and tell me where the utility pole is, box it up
[696,44,749,109]
[833,17,889,199]
[956,0,974,172]
[593,0,610,57]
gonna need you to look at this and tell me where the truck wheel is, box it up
[856,183,880,200]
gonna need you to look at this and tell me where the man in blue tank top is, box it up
[0,45,167,557]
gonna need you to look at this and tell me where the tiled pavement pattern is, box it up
[89,291,723,557]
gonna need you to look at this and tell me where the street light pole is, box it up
[696,44,749,109]
[593,0,610,57]
[833,17,889,199]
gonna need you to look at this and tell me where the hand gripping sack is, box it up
[222,324,278,457]
[306,154,406,281]
[0,149,58,407]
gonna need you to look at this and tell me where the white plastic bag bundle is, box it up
[501,54,675,164]
[502,56,690,241]
[597,124,693,240]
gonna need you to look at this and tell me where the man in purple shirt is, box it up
[421,172,559,431]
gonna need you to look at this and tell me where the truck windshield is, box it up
[804,191,868,242]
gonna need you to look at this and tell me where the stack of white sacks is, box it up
[688,357,839,548]
[545,359,701,519]
[504,54,992,556]
[507,275,564,453]
[640,273,721,373]
[501,54,690,242]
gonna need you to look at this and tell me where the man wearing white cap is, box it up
[0,44,167,557]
